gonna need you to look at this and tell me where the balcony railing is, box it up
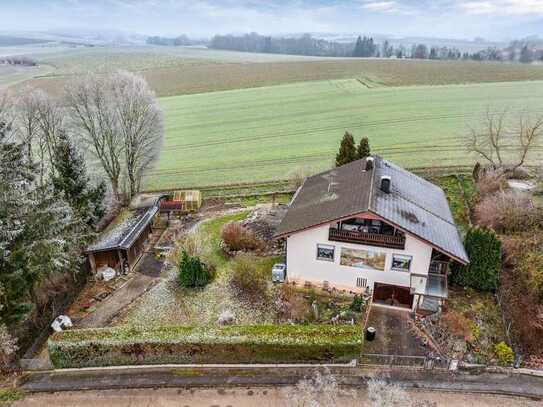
[426,273,448,298]
[328,228,406,250]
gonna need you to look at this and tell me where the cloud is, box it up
[361,1,399,12]
[0,0,542,40]
[458,0,543,16]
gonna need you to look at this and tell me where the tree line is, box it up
[206,33,543,63]
[0,71,163,364]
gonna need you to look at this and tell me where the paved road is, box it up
[14,387,542,407]
[77,254,163,328]
[19,366,543,400]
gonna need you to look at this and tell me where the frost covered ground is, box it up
[114,211,279,327]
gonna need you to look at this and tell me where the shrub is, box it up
[230,254,269,299]
[514,251,543,302]
[178,250,213,288]
[442,311,474,342]
[475,168,506,196]
[494,341,514,366]
[474,190,539,233]
[0,324,18,370]
[451,227,501,291]
[273,284,311,322]
[350,294,365,312]
[221,221,261,252]
[283,369,347,407]
[367,378,410,407]
[48,324,362,368]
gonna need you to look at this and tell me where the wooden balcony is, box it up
[328,228,406,250]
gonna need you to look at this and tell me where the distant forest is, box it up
[147,33,543,63]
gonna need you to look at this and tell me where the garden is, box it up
[49,208,368,368]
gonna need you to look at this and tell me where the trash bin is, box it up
[365,327,376,341]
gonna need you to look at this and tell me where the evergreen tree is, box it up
[450,227,502,292]
[519,45,534,64]
[335,131,357,167]
[353,36,363,57]
[357,137,371,159]
[0,128,85,324]
[52,131,105,227]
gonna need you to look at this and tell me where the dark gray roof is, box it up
[85,205,158,253]
[275,156,468,264]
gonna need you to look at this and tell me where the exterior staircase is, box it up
[418,296,441,315]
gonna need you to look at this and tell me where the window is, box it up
[316,244,335,262]
[391,254,412,272]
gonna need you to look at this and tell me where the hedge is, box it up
[48,324,362,368]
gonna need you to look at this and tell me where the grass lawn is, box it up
[115,211,281,327]
[144,79,543,190]
[434,175,476,234]
[115,210,365,328]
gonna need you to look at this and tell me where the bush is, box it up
[221,221,261,252]
[273,284,311,322]
[48,324,362,368]
[178,250,213,288]
[494,341,514,366]
[350,294,365,312]
[474,190,540,233]
[475,168,506,196]
[442,311,475,342]
[514,251,543,302]
[230,254,269,299]
[451,227,501,291]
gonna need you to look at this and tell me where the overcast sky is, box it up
[1,0,542,41]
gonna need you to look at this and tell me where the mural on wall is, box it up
[340,247,386,271]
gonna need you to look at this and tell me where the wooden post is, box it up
[88,252,97,274]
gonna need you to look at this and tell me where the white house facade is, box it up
[275,156,469,313]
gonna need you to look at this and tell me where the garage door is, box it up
[373,283,414,309]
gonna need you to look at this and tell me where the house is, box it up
[274,156,469,313]
[85,205,159,275]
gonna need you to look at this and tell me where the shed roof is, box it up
[274,156,469,264]
[85,205,158,253]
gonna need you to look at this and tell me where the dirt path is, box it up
[13,387,541,407]
[77,254,164,328]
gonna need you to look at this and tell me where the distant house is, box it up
[85,205,159,275]
[274,156,469,313]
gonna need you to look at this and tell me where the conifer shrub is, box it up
[178,250,214,288]
[451,227,501,291]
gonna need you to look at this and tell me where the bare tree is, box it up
[15,88,42,163]
[66,72,163,202]
[466,108,507,168]
[282,369,347,407]
[65,75,123,201]
[466,108,542,171]
[110,71,163,199]
[367,378,411,407]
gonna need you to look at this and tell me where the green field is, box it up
[8,45,543,97]
[143,79,543,190]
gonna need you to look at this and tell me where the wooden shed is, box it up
[160,190,202,217]
[85,205,159,275]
